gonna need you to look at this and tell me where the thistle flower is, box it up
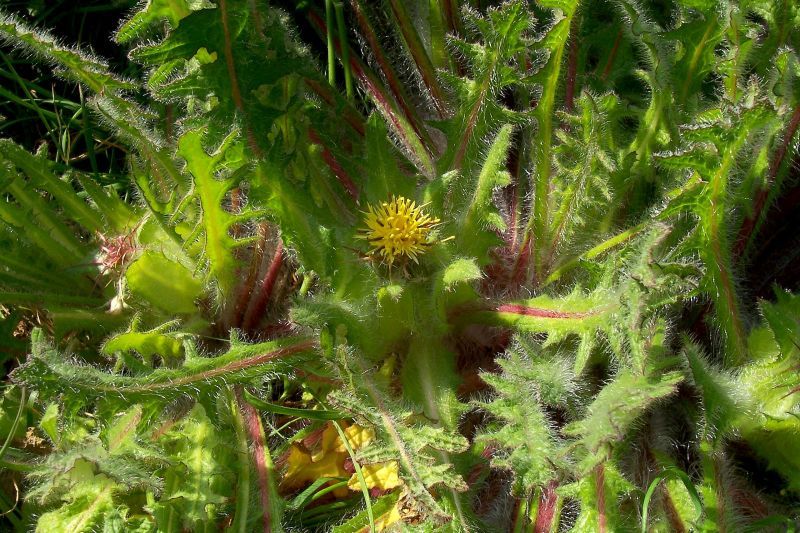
[359,196,440,265]
[96,231,138,275]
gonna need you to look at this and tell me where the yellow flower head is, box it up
[359,196,440,265]
[281,422,398,500]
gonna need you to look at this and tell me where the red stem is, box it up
[600,30,623,82]
[442,0,456,33]
[496,304,596,319]
[232,223,269,328]
[453,79,490,169]
[510,232,532,289]
[305,78,365,136]
[235,387,273,532]
[596,465,607,533]
[532,480,560,533]
[308,127,359,201]
[735,103,800,256]
[218,0,261,155]
[387,0,448,117]
[218,0,244,111]
[308,9,434,164]
[466,444,495,487]
[714,455,728,533]
[350,0,436,123]
[242,240,284,332]
[564,22,580,113]
[507,155,521,253]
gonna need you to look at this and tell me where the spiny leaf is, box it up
[0,12,136,93]
[441,0,534,174]
[177,128,243,297]
[11,329,316,401]
[477,351,562,496]
[149,403,233,530]
[115,0,204,44]
[465,289,616,341]
[564,370,683,472]
[34,464,117,533]
[0,140,104,234]
[455,124,514,265]
[441,258,482,291]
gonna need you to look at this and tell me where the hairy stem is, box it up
[388,0,448,117]
[242,239,284,332]
[735,103,800,257]
[236,386,283,532]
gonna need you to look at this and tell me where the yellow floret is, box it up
[347,460,402,491]
[359,196,439,265]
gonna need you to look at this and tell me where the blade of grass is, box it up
[0,387,25,464]
[641,468,702,533]
[243,390,346,420]
[333,1,353,99]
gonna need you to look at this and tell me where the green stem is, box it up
[0,457,35,472]
[326,0,336,87]
[401,334,470,529]
[298,272,315,298]
[545,174,703,285]
[310,481,350,502]
[0,51,59,150]
[330,420,375,531]
[427,0,449,70]
[677,15,719,107]
[511,497,530,533]
[544,222,646,285]
[334,2,353,99]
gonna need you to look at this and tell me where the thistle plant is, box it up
[0,0,799,531]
